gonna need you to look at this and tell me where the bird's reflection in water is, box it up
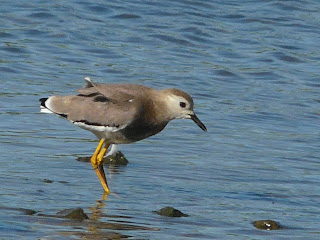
[84,192,157,239]
[85,193,131,239]
[89,192,109,222]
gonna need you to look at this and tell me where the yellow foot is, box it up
[90,139,105,168]
[91,139,111,194]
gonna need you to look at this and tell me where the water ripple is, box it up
[1,0,320,239]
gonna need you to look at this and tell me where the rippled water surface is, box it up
[1,0,320,239]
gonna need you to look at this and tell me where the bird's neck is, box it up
[145,90,173,125]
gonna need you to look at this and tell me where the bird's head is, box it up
[163,88,207,132]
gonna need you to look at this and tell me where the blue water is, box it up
[1,0,320,239]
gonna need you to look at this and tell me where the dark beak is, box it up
[190,114,207,132]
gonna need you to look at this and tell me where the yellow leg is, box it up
[97,143,110,189]
[91,139,111,194]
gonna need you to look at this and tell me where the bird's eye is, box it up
[180,102,186,108]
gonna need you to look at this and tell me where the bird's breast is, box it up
[120,120,168,143]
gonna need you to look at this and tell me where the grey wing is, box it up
[77,79,133,102]
[46,94,142,129]
[77,78,152,103]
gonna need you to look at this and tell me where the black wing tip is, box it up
[39,97,68,119]
[39,98,48,107]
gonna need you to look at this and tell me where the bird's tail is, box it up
[39,98,53,113]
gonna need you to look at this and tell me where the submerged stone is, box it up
[154,207,188,217]
[20,208,37,215]
[0,206,37,216]
[7,207,37,215]
[253,220,283,230]
[76,151,128,165]
[76,156,91,162]
[43,179,53,183]
[103,151,128,165]
[56,207,89,221]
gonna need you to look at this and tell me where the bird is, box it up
[39,77,207,194]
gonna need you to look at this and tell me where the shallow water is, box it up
[1,0,320,239]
